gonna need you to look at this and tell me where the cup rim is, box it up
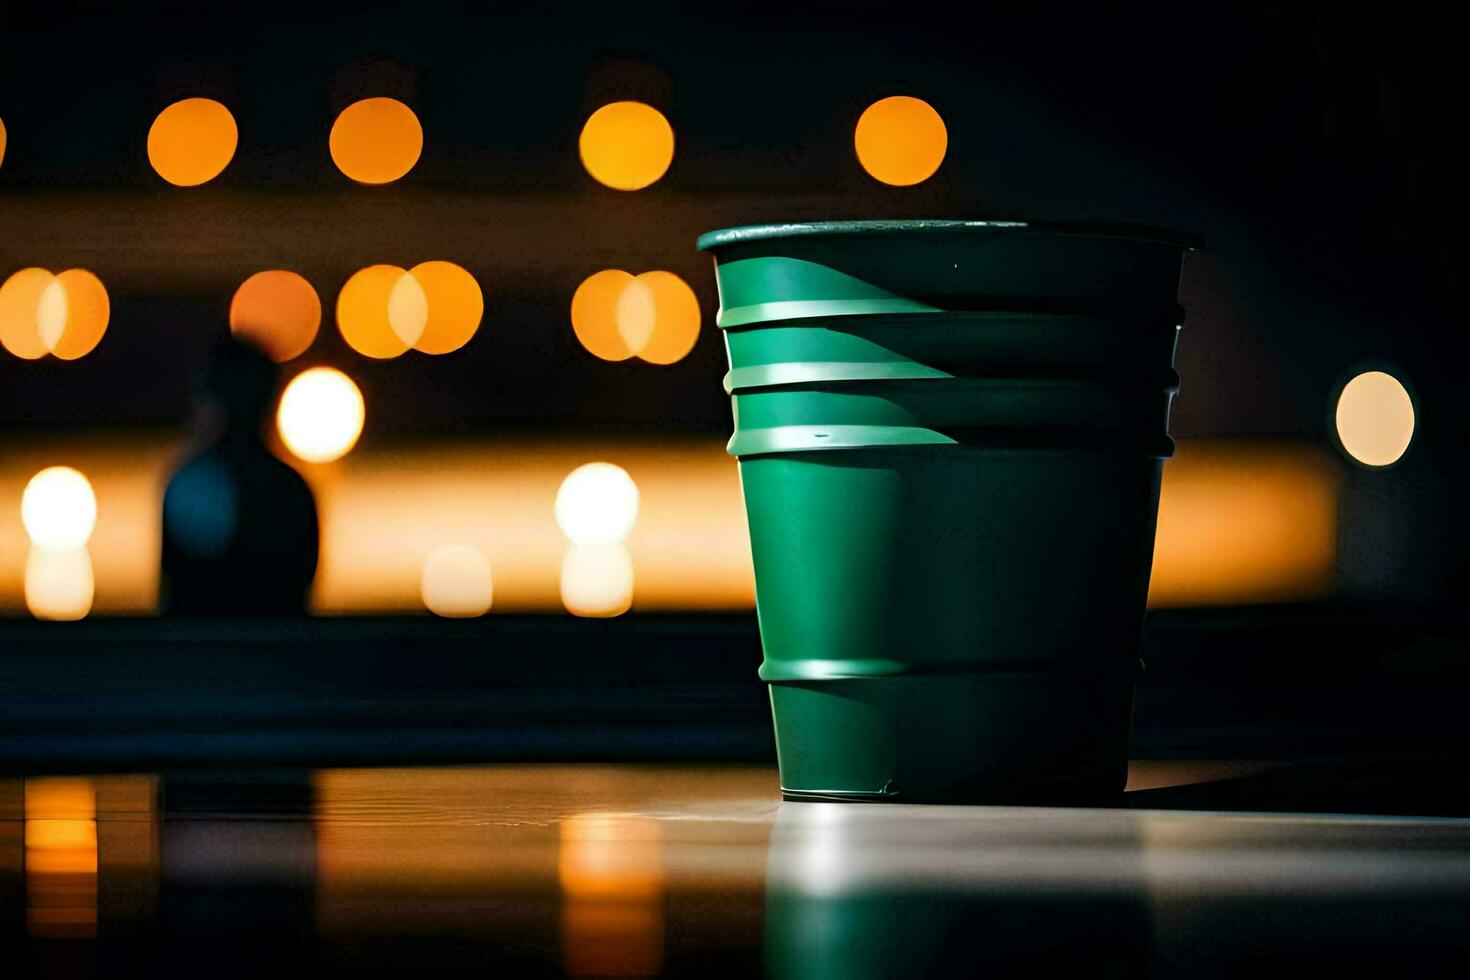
[696,219,1202,252]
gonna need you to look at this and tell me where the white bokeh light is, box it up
[21,466,97,551]
[1335,370,1415,468]
[420,544,494,618]
[554,462,640,545]
[560,542,635,618]
[25,547,95,621]
[276,367,366,464]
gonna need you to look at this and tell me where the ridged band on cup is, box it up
[726,377,1180,458]
[721,311,1183,393]
[710,252,1189,328]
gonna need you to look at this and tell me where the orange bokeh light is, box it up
[628,271,700,365]
[230,270,321,362]
[0,267,56,360]
[854,96,948,186]
[0,267,108,360]
[571,269,701,364]
[147,98,238,187]
[409,260,484,355]
[329,97,423,185]
[578,101,674,191]
[48,269,110,360]
[336,264,427,358]
[0,116,8,169]
[571,269,639,361]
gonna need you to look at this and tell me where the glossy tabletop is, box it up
[4,762,1470,978]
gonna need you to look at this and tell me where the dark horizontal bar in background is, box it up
[0,604,1465,773]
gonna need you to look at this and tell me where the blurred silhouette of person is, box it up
[161,338,319,615]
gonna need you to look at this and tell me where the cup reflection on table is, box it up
[764,802,1152,979]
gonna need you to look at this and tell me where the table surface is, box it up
[5,760,1470,978]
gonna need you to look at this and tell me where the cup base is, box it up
[769,670,1136,806]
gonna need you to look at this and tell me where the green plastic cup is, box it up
[698,220,1196,805]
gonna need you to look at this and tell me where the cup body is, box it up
[741,447,1160,802]
[699,220,1194,803]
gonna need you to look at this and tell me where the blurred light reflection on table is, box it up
[3,763,1470,977]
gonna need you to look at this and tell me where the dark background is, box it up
[1,3,1464,437]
